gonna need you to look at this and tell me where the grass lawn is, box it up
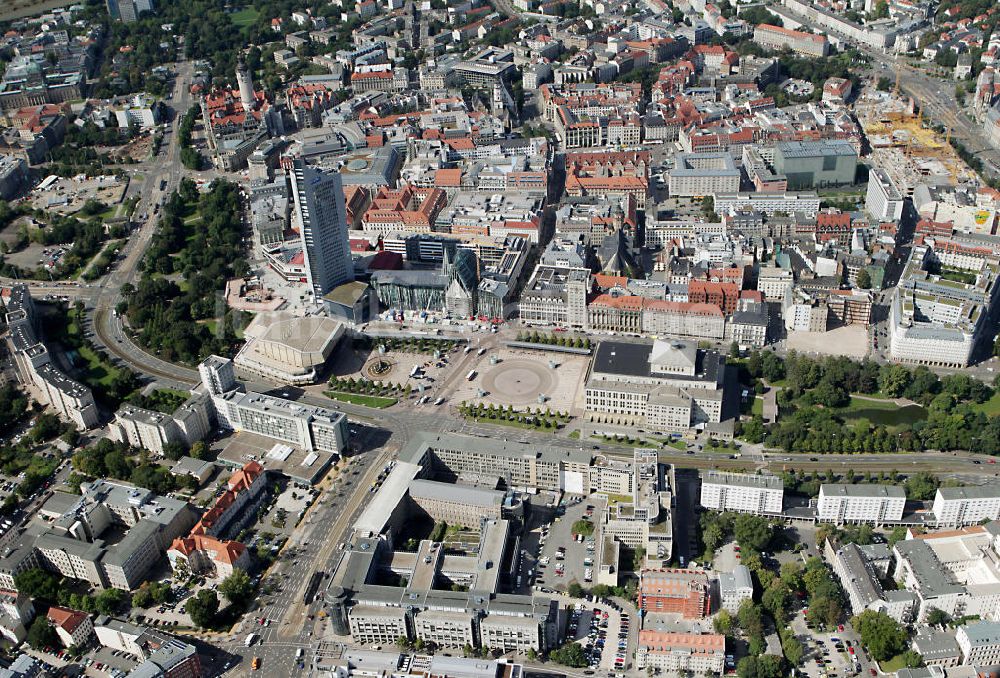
[568,430,580,439]
[325,391,397,408]
[974,390,1000,416]
[751,397,763,416]
[231,7,260,27]
[666,439,687,451]
[835,397,927,428]
[65,320,121,387]
[880,655,909,673]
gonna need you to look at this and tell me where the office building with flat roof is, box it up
[867,168,904,223]
[667,152,740,197]
[773,140,858,190]
[718,565,753,613]
[401,432,596,493]
[817,484,906,525]
[200,356,349,456]
[700,471,783,515]
[407,479,505,527]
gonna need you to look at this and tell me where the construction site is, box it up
[855,89,977,196]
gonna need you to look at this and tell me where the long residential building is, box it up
[167,461,264,580]
[817,484,906,525]
[635,630,725,674]
[714,192,821,217]
[699,471,783,515]
[931,487,1000,528]
[3,284,99,429]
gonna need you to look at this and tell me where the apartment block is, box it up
[700,471,783,515]
[168,462,264,580]
[828,541,916,624]
[23,480,195,591]
[817,484,906,525]
[3,284,99,429]
[932,487,1000,528]
[635,630,725,674]
[109,394,212,457]
[956,621,1000,666]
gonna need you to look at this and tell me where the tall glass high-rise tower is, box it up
[288,159,354,302]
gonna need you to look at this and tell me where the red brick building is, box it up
[638,569,711,619]
[687,280,739,315]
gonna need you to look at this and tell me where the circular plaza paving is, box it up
[480,359,556,405]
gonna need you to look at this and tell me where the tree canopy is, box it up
[852,610,908,662]
[186,589,220,628]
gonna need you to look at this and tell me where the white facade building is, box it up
[635,631,725,674]
[956,621,1000,666]
[817,484,906,525]
[718,565,754,613]
[700,471,783,515]
[932,487,1000,528]
[866,168,904,223]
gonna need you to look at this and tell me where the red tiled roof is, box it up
[47,607,87,634]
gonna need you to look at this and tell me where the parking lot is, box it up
[526,494,607,593]
[790,607,872,678]
[566,600,632,671]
